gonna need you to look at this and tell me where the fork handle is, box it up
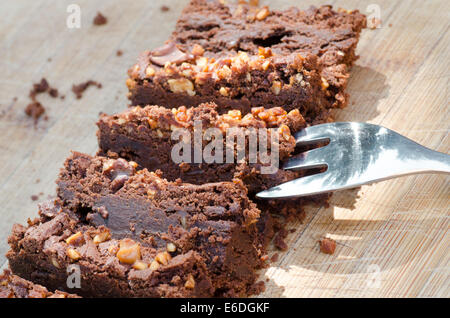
[419,148,450,174]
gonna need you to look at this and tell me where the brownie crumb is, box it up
[319,237,336,255]
[116,50,123,57]
[270,253,279,262]
[249,281,265,295]
[25,78,59,123]
[25,102,45,122]
[47,58,52,62]
[12,97,17,102]
[274,228,288,251]
[48,88,59,98]
[93,12,107,26]
[160,5,170,12]
[29,78,49,100]
[30,195,39,201]
[72,80,102,99]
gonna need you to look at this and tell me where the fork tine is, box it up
[283,147,329,170]
[294,124,333,145]
[255,171,333,199]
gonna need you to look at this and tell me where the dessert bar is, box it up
[127,0,366,123]
[97,102,305,192]
[7,152,263,297]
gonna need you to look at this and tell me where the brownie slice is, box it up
[127,0,366,123]
[97,102,305,193]
[0,269,80,298]
[7,152,263,297]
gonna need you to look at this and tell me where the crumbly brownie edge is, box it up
[6,201,214,298]
[0,269,80,298]
[7,151,264,297]
[96,103,304,191]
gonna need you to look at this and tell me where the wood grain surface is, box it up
[0,0,448,298]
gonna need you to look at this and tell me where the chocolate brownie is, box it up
[127,0,366,123]
[97,102,305,192]
[7,152,263,297]
[0,269,79,298]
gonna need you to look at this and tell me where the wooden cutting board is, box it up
[0,0,448,297]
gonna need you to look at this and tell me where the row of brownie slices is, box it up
[2,0,366,298]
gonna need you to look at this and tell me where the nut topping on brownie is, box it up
[127,0,366,123]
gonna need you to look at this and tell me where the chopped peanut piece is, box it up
[167,242,177,252]
[155,251,172,265]
[66,232,85,246]
[67,248,81,261]
[147,189,156,199]
[255,6,270,21]
[145,66,156,77]
[271,81,282,95]
[126,78,135,89]
[258,47,273,58]
[147,118,158,129]
[321,77,329,90]
[102,159,115,174]
[184,274,196,289]
[173,105,189,122]
[93,230,111,244]
[167,78,195,96]
[51,257,60,269]
[116,238,141,264]
[217,65,232,79]
[227,110,242,120]
[149,260,160,271]
[278,124,291,141]
[261,60,271,71]
[132,260,149,270]
[219,87,229,96]
[191,44,205,56]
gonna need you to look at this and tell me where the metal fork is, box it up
[256,122,450,199]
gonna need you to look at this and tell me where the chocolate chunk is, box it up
[110,174,129,192]
[103,158,135,180]
[150,42,194,66]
